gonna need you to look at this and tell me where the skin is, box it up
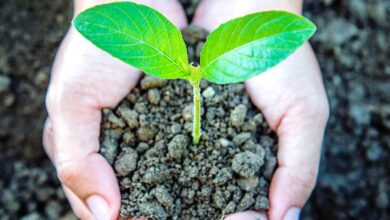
[43,0,329,219]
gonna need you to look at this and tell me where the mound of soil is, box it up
[99,27,277,219]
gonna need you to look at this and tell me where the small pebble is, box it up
[148,89,161,105]
[202,86,215,99]
[114,148,138,176]
[182,104,193,122]
[230,104,248,127]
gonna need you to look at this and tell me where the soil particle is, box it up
[105,109,126,128]
[376,180,389,209]
[237,192,256,211]
[212,168,233,186]
[237,177,259,191]
[151,186,174,208]
[213,190,228,209]
[219,138,230,147]
[233,132,251,146]
[140,202,168,220]
[202,86,215,99]
[170,123,183,134]
[115,147,138,176]
[380,104,390,130]
[195,42,204,59]
[100,129,121,165]
[136,127,156,142]
[168,134,189,160]
[136,142,150,154]
[182,104,194,122]
[318,18,358,45]
[122,131,136,145]
[182,25,208,45]
[147,88,161,105]
[230,104,248,127]
[140,75,168,90]
[255,195,270,210]
[2,93,15,107]
[143,165,171,185]
[117,107,139,129]
[232,151,264,178]
[0,74,10,93]
[263,155,277,180]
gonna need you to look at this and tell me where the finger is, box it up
[49,104,120,220]
[63,185,94,219]
[44,118,98,219]
[244,44,329,220]
[75,0,188,29]
[225,211,268,220]
[149,0,188,29]
[45,75,122,220]
[268,102,329,220]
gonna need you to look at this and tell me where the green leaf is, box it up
[200,11,316,84]
[73,2,189,79]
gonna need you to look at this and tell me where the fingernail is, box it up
[284,207,301,220]
[224,211,267,220]
[86,195,112,220]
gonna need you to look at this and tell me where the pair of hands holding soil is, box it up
[43,0,329,219]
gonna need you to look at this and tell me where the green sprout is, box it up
[73,2,316,145]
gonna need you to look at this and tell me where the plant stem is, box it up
[192,82,201,144]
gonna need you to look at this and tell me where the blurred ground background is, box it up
[0,0,389,219]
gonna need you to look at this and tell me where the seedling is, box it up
[73,2,316,144]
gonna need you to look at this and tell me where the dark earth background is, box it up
[0,0,389,219]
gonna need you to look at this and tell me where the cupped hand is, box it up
[193,0,329,220]
[43,1,187,219]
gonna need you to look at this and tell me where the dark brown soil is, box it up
[100,72,277,219]
[0,0,389,220]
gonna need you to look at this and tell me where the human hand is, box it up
[43,1,187,219]
[193,0,329,220]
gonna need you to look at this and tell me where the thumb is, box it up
[45,101,120,220]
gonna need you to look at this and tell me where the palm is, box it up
[245,44,327,133]
[243,43,329,220]
[51,29,140,110]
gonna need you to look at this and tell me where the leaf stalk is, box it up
[189,64,202,144]
[192,82,201,144]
